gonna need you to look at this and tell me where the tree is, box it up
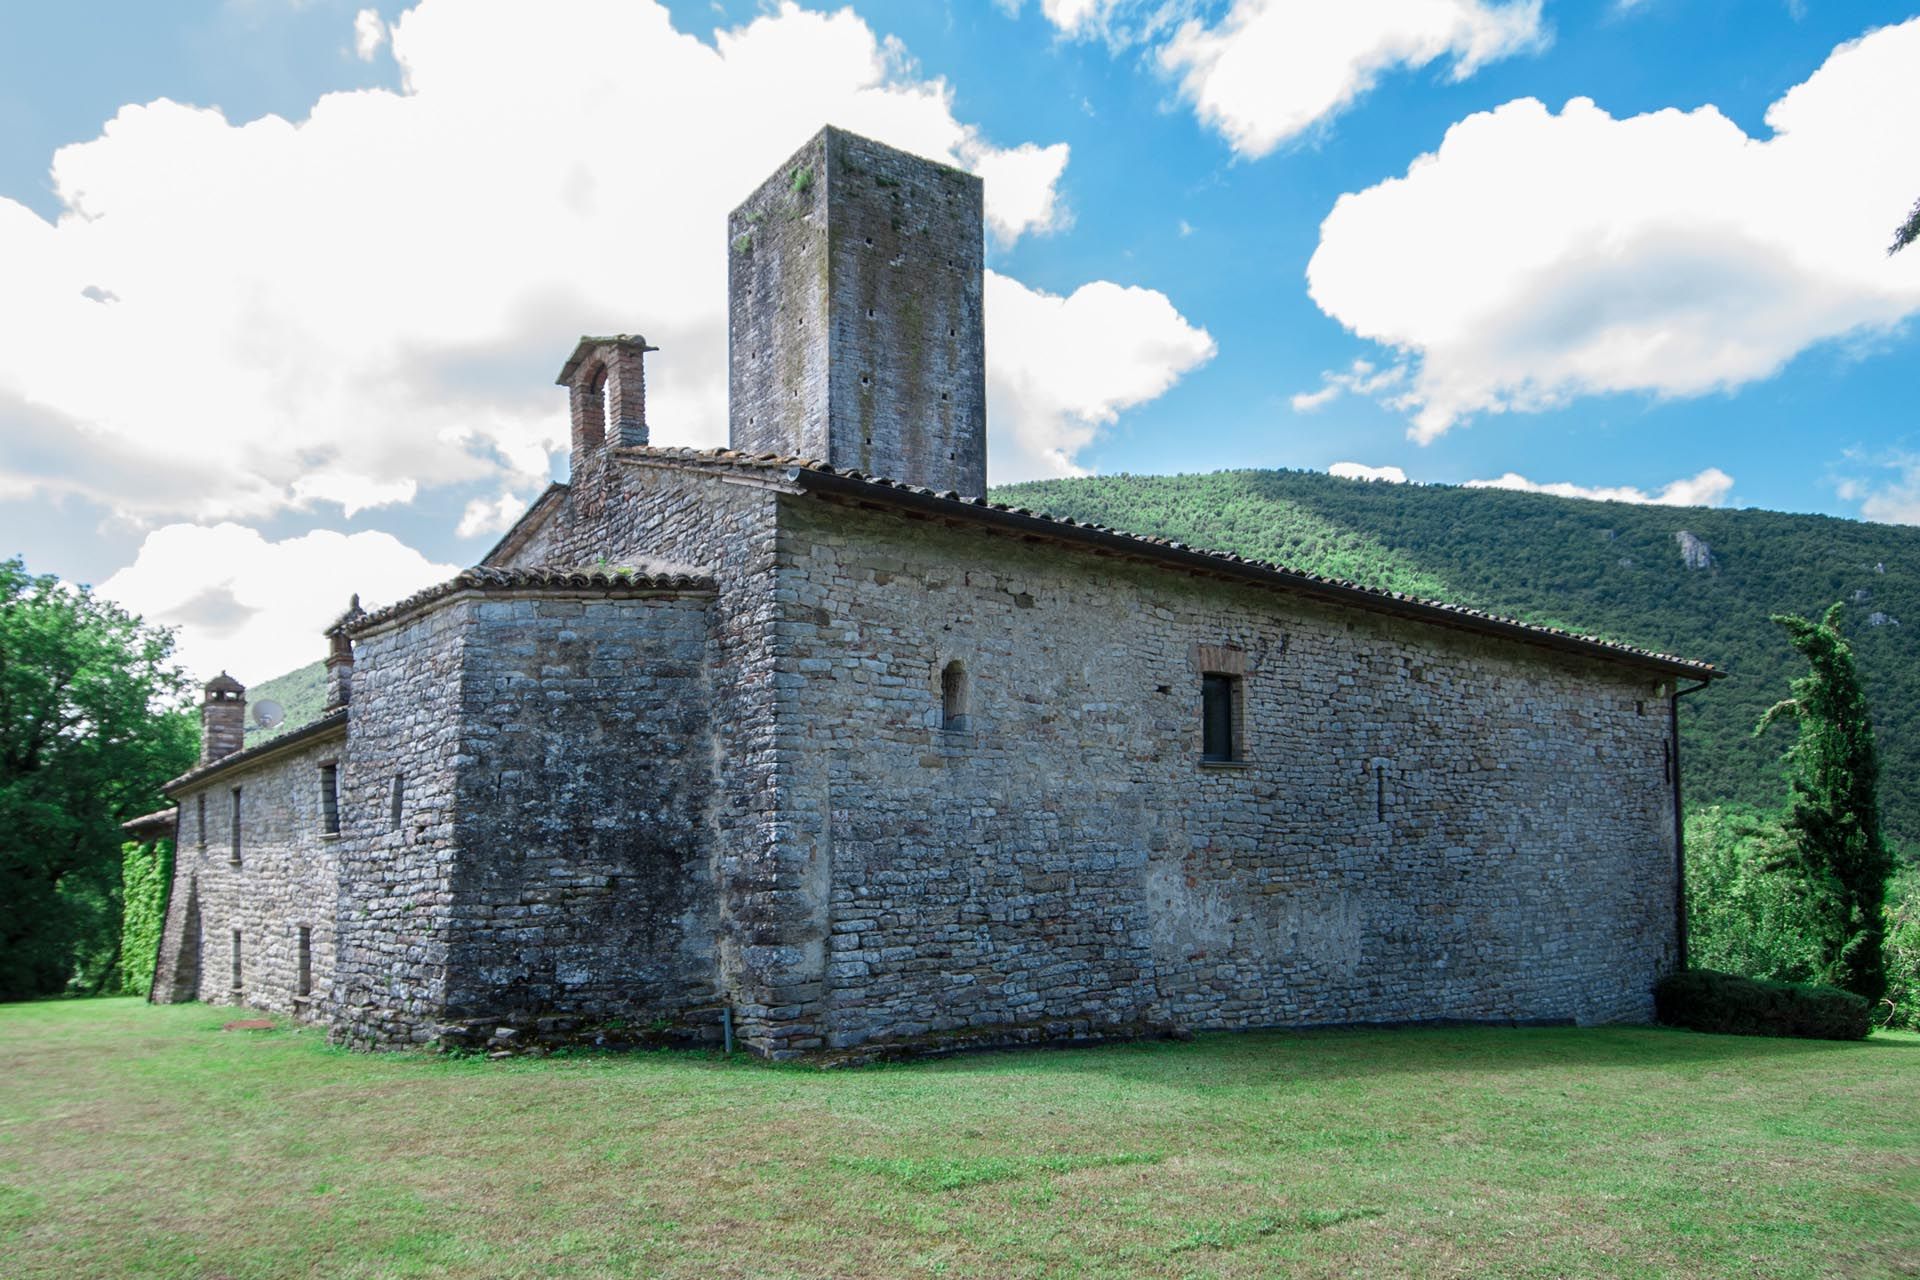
[1754,603,1895,1003]
[0,558,196,999]
[1892,197,1920,256]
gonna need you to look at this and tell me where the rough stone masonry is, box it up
[152,125,1719,1059]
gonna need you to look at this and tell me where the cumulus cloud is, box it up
[1307,17,1920,442]
[97,525,459,683]
[1291,358,1406,412]
[1160,0,1546,156]
[455,490,533,539]
[985,271,1216,482]
[1328,461,1408,483]
[0,0,1133,526]
[1465,467,1734,507]
[1836,453,1920,526]
[353,9,388,61]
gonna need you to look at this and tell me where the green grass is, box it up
[3,1000,1916,1278]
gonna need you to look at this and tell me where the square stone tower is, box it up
[727,127,987,496]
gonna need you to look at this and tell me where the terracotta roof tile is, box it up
[611,446,1719,678]
[347,565,717,636]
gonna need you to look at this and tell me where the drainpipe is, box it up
[1669,677,1714,971]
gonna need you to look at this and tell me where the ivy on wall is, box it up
[119,840,173,998]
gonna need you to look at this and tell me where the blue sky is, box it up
[1,0,1917,681]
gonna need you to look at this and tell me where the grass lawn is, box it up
[1,1000,1915,1278]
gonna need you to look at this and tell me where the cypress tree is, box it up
[1755,603,1895,1003]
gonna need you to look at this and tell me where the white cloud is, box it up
[1160,0,1546,157]
[455,490,531,539]
[97,524,459,683]
[1836,453,1920,525]
[0,0,1103,525]
[985,271,1216,482]
[353,8,388,61]
[1290,357,1406,412]
[1465,467,1734,507]
[1307,18,1920,442]
[1328,461,1408,483]
[970,141,1072,243]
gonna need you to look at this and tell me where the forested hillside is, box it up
[992,470,1920,849]
[241,469,1918,846]
[242,660,327,744]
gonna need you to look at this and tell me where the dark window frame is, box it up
[296,926,313,998]
[319,762,341,837]
[229,786,242,865]
[1201,672,1244,764]
[940,660,970,732]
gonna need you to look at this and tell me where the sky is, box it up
[2,0,1917,685]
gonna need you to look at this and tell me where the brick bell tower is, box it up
[726,126,987,497]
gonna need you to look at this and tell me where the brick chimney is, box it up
[200,672,246,764]
[557,334,657,478]
[323,595,365,712]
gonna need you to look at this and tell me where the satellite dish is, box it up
[253,699,285,730]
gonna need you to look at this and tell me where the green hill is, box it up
[991,470,1920,849]
[236,469,1919,846]
[241,659,327,745]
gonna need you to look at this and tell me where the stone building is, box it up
[150,127,1718,1058]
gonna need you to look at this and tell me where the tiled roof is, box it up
[121,807,179,837]
[615,446,1721,679]
[347,565,717,636]
[165,708,349,794]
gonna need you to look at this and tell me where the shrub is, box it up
[119,839,173,997]
[1684,805,1826,984]
[1656,969,1870,1041]
[1879,866,1920,1031]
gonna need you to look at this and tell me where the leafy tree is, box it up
[1754,604,1895,1003]
[1892,196,1920,256]
[0,557,196,999]
[1683,805,1825,984]
[1882,866,1920,1030]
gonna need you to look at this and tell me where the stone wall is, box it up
[772,495,1681,1055]
[331,600,470,1046]
[728,128,987,496]
[489,458,802,1051]
[444,592,719,1035]
[163,729,345,1018]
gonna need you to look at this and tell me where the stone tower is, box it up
[727,127,986,496]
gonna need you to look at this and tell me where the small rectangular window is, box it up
[1201,673,1241,763]
[229,787,242,864]
[390,773,405,831]
[319,764,340,836]
[296,926,312,997]
[230,929,243,992]
[197,792,207,849]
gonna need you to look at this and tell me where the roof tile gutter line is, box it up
[788,466,1720,681]
[165,708,348,795]
[1670,676,1716,971]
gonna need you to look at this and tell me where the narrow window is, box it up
[390,773,405,831]
[197,792,207,850]
[941,660,969,732]
[319,764,340,835]
[1201,673,1240,763]
[230,929,243,992]
[229,787,242,865]
[589,363,610,444]
[1376,765,1388,823]
[296,927,312,997]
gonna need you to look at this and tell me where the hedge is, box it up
[119,840,173,998]
[1655,968,1870,1041]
